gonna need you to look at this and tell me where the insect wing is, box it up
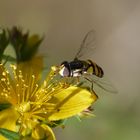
[83,74,118,94]
[74,30,96,60]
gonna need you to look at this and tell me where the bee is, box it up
[58,30,117,94]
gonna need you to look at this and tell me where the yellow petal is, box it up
[0,108,19,140]
[17,56,44,79]
[32,124,56,140]
[0,108,19,131]
[0,135,6,140]
[41,125,56,140]
[47,86,97,120]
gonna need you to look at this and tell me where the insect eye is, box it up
[59,66,70,77]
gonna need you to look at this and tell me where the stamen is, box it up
[0,64,73,132]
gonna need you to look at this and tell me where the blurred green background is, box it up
[0,0,140,140]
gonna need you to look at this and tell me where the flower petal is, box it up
[47,86,97,120]
[0,108,19,140]
[0,134,6,140]
[41,124,56,140]
[17,56,44,79]
[0,108,19,139]
[32,124,56,140]
[0,108,19,131]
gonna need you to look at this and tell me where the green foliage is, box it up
[46,119,67,128]
[0,128,21,140]
[8,26,44,62]
[0,26,44,64]
[0,103,11,111]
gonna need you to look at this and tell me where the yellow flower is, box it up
[0,63,97,140]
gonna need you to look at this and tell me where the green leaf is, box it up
[8,26,44,62]
[46,120,66,128]
[0,103,11,111]
[0,128,21,140]
[3,43,16,64]
[2,55,16,62]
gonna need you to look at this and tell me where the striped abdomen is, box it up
[86,60,104,78]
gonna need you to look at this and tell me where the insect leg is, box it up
[84,76,99,98]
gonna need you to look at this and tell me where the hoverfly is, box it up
[58,30,117,94]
